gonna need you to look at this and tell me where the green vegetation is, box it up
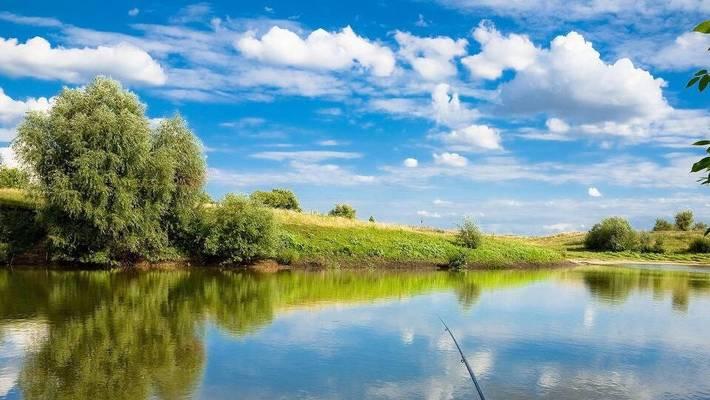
[688,237,710,253]
[328,203,356,219]
[197,195,277,264]
[584,217,638,252]
[0,166,30,189]
[250,188,301,211]
[455,219,482,249]
[273,210,563,268]
[675,210,694,231]
[653,218,674,231]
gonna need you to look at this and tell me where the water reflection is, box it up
[0,266,708,399]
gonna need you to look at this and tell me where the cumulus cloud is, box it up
[236,26,395,77]
[395,31,468,80]
[431,83,479,127]
[403,158,419,168]
[417,210,442,218]
[0,88,53,141]
[432,124,502,151]
[209,162,375,187]
[588,187,602,197]
[0,36,166,86]
[462,21,538,80]
[648,31,710,71]
[0,147,18,167]
[433,152,468,167]
[128,8,140,17]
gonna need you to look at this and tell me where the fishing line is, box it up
[438,316,487,400]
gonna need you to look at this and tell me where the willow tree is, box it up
[14,77,205,264]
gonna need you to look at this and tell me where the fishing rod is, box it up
[438,316,487,400]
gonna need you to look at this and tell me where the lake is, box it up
[1,265,709,399]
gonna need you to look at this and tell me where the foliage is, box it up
[687,21,710,185]
[638,232,665,254]
[198,195,277,264]
[0,167,30,189]
[368,216,375,222]
[456,219,483,249]
[328,203,356,219]
[13,77,205,264]
[447,251,468,270]
[688,237,710,253]
[584,217,638,252]
[0,206,45,263]
[250,188,301,211]
[675,210,694,231]
[653,218,674,231]
[693,221,708,231]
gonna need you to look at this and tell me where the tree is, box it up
[455,219,482,249]
[0,167,30,189]
[675,210,694,231]
[250,188,301,211]
[687,22,710,187]
[653,218,674,231]
[14,77,204,263]
[584,217,637,252]
[328,203,356,219]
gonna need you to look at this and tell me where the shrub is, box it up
[688,237,710,253]
[250,188,301,211]
[328,203,356,219]
[0,206,45,264]
[584,217,637,252]
[653,219,674,231]
[0,167,30,189]
[692,221,708,232]
[638,232,665,254]
[675,210,694,231]
[199,195,277,264]
[456,219,482,249]
[447,251,468,270]
[368,216,375,222]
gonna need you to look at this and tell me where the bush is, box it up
[688,237,710,253]
[692,221,708,232]
[447,251,468,270]
[675,210,694,231]
[250,188,301,211]
[456,219,483,249]
[0,206,45,264]
[584,217,637,252]
[199,195,277,264]
[653,219,674,231]
[368,216,375,222]
[328,203,356,219]
[638,232,665,254]
[0,167,30,189]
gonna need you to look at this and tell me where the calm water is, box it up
[1,265,709,399]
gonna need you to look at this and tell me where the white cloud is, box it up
[0,88,53,141]
[462,21,538,80]
[395,31,467,81]
[317,139,340,146]
[588,187,602,197]
[432,124,502,151]
[250,151,361,162]
[433,198,453,206]
[128,8,140,17]
[432,83,479,127]
[0,36,166,86]
[542,223,578,232]
[433,152,468,167]
[545,118,570,133]
[0,147,18,168]
[236,26,395,77]
[648,31,710,71]
[403,158,419,168]
[499,31,670,125]
[417,210,442,218]
[209,162,375,187]
[0,11,63,27]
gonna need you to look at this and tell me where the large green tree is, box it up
[14,77,205,264]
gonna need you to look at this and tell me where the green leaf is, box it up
[693,140,710,145]
[695,69,708,76]
[694,20,710,33]
[705,227,710,236]
[687,76,701,88]
[691,157,710,172]
[700,75,710,91]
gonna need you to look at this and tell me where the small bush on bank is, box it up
[250,188,301,211]
[653,219,674,231]
[0,167,30,189]
[328,203,356,219]
[689,237,710,253]
[584,217,637,252]
[693,221,708,232]
[675,210,694,231]
[447,251,468,270]
[199,195,277,264]
[638,232,665,254]
[0,206,45,264]
[456,219,482,249]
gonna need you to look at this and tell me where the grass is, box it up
[527,231,710,264]
[0,188,37,209]
[273,209,564,268]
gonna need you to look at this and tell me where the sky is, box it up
[0,0,709,234]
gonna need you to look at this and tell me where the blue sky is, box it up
[0,0,709,234]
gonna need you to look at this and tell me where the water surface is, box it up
[1,265,709,399]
